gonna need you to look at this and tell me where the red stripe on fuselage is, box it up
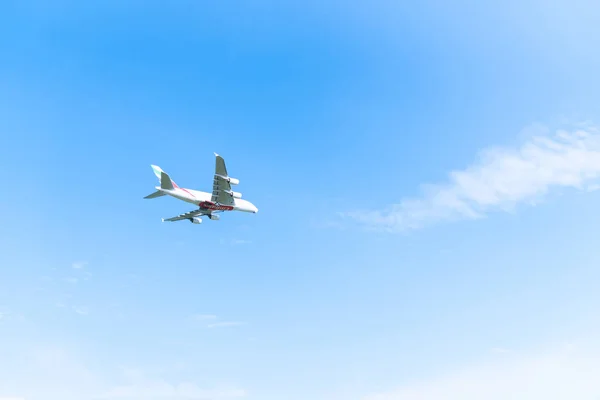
[176,184,196,198]
[200,201,234,211]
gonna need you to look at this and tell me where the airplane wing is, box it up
[162,209,209,222]
[211,153,236,206]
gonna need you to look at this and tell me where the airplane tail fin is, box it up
[160,171,175,190]
[150,165,177,190]
[151,165,164,181]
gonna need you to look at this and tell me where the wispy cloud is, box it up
[103,383,246,399]
[342,124,600,232]
[189,314,245,329]
[72,261,87,269]
[207,321,245,329]
[363,340,600,400]
[191,314,218,321]
[490,347,512,354]
[0,305,8,320]
[0,346,103,400]
[72,306,89,315]
[101,368,246,399]
[0,347,245,400]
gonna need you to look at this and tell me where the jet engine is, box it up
[225,190,242,199]
[226,177,240,185]
[208,214,220,221]
[191,217,202,224]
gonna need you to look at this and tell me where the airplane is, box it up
[144,153,258,224]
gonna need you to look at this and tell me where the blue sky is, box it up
[2,1,600,399]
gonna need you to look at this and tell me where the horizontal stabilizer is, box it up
[144,190,166,199]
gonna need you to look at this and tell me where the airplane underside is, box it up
[145,153,257,224]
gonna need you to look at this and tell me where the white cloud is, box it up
[72,261,87,269]
[363,340,600,400]
[489,347,512,354]
[191,314,218,321]
[189,315,245,329]
[72,306,89,315]
[98,367,246,399]
[207,322,244,329]
[102,381,246,399]
[0,307,11,321]
[342,124,600,232]
[0,346,103,400]
[0,347,246,400]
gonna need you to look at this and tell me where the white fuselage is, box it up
[154,186,258,213]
